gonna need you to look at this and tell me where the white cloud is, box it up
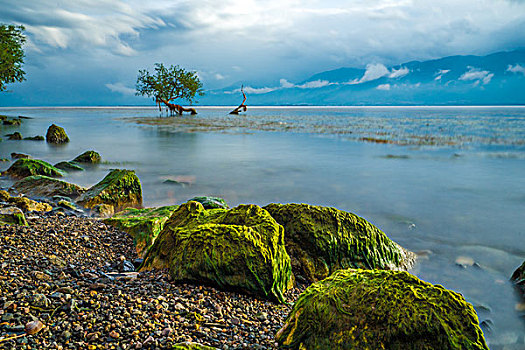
[459,67,494,85]
[243,86,277,94]
[434,69,451,81]
[389,67,409,78]
[348,63,389,84]
[279,79,295,88]
[507,64,525,75]
[214,73,226,80]
[297,80,330,88]
[105,82,136,95]
[377,84,391,90]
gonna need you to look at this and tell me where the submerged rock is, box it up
[46,124,69,144]
[511,261,525,299]
[72,150,101,164]
[12,175,87,199]
[54,161,84,172]
[3,118,21,126]
[11,152,30,159]
[3,159,66,179]
[188,196,229,209]
[104,205,178,257]
[24,135,45,141]
[263,203,415,282]
[0,207,28,226]
[142,202,292,303]
[276,268,489,350]
[7,132,22,140]
[76,169,142,212]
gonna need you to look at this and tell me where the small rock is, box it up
[25,320,44,335]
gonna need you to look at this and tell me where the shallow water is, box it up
[1,106,524,347]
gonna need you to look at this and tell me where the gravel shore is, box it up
[0,214,301,349]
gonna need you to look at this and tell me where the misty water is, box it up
[1,106,524,347]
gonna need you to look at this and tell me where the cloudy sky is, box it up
[1,0,525,105]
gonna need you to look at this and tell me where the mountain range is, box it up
[200,49,525,106]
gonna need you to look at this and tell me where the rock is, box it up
[3,118,21,126]
[0,207,28,226]
[0,190,10,201]
[511,261,525,299]
[12,175,87,199]
[23,135,45,141]
[46,124,69,144]
[141,202,292,303]
[25,320,45,335]
[3,159,66,179]
[72,150,101,164]
[173,342,218,350]
[11,152,30,159]
[103,205,179,257]
[263,203,416,282]
[188,196,229,209]
[8,196,53,212]
[76,169,143,212]
[7,132,22,140]
[91,203,115,218]
[54,161,84,172]
[58,200,77,211]
[275,268,489,350]
[0,158,9,162]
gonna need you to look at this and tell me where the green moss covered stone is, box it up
[12,175,86,199]
[4,159,66,179]
[263,203,415,282]
[77,169,142,212]
[172,343,217,350]
[7,132,22,140]
[142,202,292,303]
[188,196,229,209]
[0,207,28,226]
[72,150,101,164]
[46,124,69,143]
[24,135,45,141]
[54,161,84,172]
[276,269,489,350]
[104,205,179,257]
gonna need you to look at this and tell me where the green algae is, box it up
[104,205,179,257]
[54,161,84,172]
[172,342,217,350]
[76,169,143,212]
[46,124,69,143]
[72,150,101,163]
[188,196,229,209]
[276,268,489,350]
[12,175,86,199]
[3,159,66,179]
[142,202,292,303]
[263,203,415,282]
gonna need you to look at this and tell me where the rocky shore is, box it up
[0,213,301,349]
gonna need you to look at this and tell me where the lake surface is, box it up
[1,106,524,347]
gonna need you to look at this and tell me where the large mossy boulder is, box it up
[77,169,142,212]
[46,124,69,144]
[3,159,66,179]
[263,203,415,282]
[54,161,84,172]
[104,205,179,257]
[511,261,525,299]
[142,202,292,303]
[0,207,28,226]
[12,175,87,199]
[276,269,489,350]
[72,150,101,164]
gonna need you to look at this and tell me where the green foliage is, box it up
[136,63,204,104]
[0,24,26,91]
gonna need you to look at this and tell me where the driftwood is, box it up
[229,86,247,115]
[156,96,197,116]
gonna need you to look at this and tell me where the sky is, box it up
[1,0,525,105]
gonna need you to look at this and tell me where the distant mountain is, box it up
[200,49,525,106]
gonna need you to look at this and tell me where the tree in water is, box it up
[229,85,247,115]
[0,24,26,91]
[136,63,204,116]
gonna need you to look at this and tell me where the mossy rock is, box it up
[511,261,525,299]
[11,152,30,159]
[188,196,229,209]
[3,118,21,126]
[24,135,45,141]
[104,205,179,257]
[263,203,416,282]
[0,158,8,162]
[7,196,52,213]
[12,175,87,199]
[3,159,66,179]
[91,204,115,218]
[276,268,489,350]
[72,150,101,164]
[173,343,218,350]
[142,202,292,303]
[0,207,28,226]
[76,169,142,212]
[46,124,69,143]
[7,132,22,140]
[54,161,84,172]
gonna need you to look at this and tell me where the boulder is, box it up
[188,196,229,209]
[91,204,114,218]
[263,203,416,282]
[3,118,21,126]
[72,150,101,164]
[7,132,22,140]
[142,202,292,303]
[0,207,28,226]
[276,269,489,350]
[104,205,179,257]
[76,169,142,212]
[173,343,218,350]
[3,159,66,179]
[11,175,87,199]
[24,135,45,141]
[46,124,69,144]
[54,161,84,172]
[8,196,53,213]
[11,152,30,159]
[511,261,525,299]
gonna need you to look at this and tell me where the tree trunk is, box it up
[158,97,197,116]
[229,86,247,115]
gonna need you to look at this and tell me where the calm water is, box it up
[1,106,524,347]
